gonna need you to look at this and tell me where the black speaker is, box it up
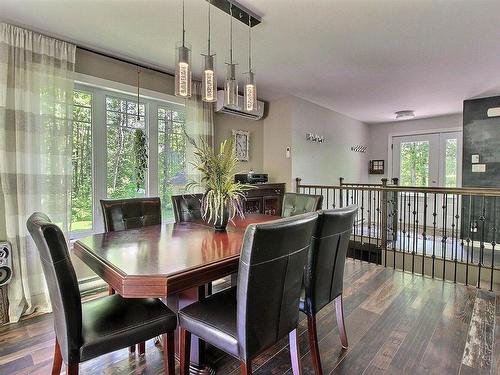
[0,241,12,286]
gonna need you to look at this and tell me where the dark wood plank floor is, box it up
[1,259,499,374]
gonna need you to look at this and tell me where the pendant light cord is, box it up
[248,18,252,72]
[136,71,140,121]
[182,0,186,47]
[207,1,211,55]
[229,2,233,64]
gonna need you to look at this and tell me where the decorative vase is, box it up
[213,207,229,232]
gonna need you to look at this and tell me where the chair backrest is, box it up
[236,212,318,361]
[171,194,203,223]
[282,192,323,217]
[100,197,161,232]
[26,213,82,364]
[303,205,357,315]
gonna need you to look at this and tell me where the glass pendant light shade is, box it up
[244,71,257,112]
[175,41,192,98]
[202,54,217,102]
[225,63,239,109]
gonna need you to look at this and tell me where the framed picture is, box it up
[369,159,385,174]
[232,129,250,162]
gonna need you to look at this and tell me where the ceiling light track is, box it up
[207,0,262,27]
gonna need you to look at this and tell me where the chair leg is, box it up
[138,341,146,356]
[335,294,348,348]
[179,328,191,375]
[289,329,302,375]
[307,314,323,375]
[240,360,252,375]
[108,285,115,295]
[162,332,175,375]
[66,364,79,375]
[51,338,63,375]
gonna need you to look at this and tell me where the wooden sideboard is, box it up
[242,183,286,216]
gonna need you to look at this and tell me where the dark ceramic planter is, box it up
[212,208,229,231]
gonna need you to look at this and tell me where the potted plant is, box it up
[186,137,250,231]
[133,128,148,194]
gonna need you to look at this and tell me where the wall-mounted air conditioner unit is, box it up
[214,90,264,120]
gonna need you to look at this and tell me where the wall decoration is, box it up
[369,159,385,174]
[233,129,250,161]
[306,133,326,143]
[351,145,367,153]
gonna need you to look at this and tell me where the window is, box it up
[70,82,186,236]
[158,107,187,220]
[393,131,462,188]
[105,95,146,199]
[400,141,430,187]
[71,90,93,231]
[445,138,457,187]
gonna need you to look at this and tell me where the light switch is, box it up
[472,164,486,173]
[471,154,480,164]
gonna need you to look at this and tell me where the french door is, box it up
[392,131,462,187]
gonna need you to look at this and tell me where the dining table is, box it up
[73,213,279,374]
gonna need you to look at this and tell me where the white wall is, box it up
[367,113,463,182]
[291,97,370,186]
[263,97,294,190]
[214,112,263,173]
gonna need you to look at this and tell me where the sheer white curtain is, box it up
[183,81,214,191]
[0,23,76,322]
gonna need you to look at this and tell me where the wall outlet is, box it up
[472,154,480,163]
[472,164,486,173]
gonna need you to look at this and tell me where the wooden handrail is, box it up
[296,179,500,197]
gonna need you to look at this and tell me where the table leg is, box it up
[166,285,216,375]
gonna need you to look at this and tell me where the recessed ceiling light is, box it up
[395,110,415,120]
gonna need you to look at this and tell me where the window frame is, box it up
[71,76,184,239]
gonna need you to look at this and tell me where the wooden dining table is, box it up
[73,213,278,374]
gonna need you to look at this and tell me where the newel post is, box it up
[339,177,344,208]
[295,177,301,193]
[381,178,388,250]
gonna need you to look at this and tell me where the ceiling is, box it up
[1,0,500,123]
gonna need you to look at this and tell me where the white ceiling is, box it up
[2,0,500,123]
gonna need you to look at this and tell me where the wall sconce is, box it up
[306,133,326,143]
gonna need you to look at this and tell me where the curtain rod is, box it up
[77,45,175,78]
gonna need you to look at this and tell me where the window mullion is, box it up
[93,88,107,232]
[148,101,159,197]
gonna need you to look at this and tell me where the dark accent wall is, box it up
[462,96,500,243]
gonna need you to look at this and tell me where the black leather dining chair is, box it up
[178,212,319,375]
[171,193,203,222]
[26,212,177,375]
[300,205,358,375]
[100,197,162,354]
[282,192,323,217]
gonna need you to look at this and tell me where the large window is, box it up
[158,107,187,219]
[71,90,93,231]
[70,82,185,235]
[106,96,146,199]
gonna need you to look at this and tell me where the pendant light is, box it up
[244,18,257,112]
[175,0,192,98]
[224,2,238,109]
[202,1,217,102]
[133,70,142,127]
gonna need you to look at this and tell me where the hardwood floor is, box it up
[1,259,499,374]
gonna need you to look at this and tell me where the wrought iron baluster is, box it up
[465,195,472,286]
[412,192,417,274]
[441,193,448,280]
[360,189,365,262]
[452,194,457,284]
[432,193,437,279]
[422,192,428,276]
[491,196,496,291]
[478,195,486,289]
